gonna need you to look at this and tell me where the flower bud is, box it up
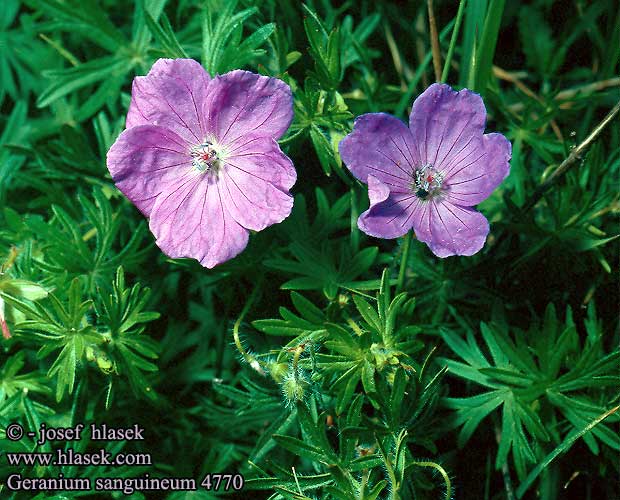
[267,361,288,383]
[281,372,309,406]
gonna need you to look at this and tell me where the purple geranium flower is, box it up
[339,83,511,257]
[107,58,296,268]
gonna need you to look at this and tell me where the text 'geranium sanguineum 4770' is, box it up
[339,83,512,257]
[106,58,296,268]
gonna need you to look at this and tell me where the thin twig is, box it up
[555,77,620,107]
[521,99,620,214]
[415,10,429,89]
[427,0,442,82]
[499,73,620,113]
[384,21,408,91]
[493,65,564,140]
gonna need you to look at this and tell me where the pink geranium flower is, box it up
[339,83,511,257]
[107,59,296,268]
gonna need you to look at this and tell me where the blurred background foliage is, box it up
[0,0,618,498]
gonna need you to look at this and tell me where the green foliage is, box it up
[1,0,618,499]
[201,0,274,75]
[441,304,619,482]
[26,188,149,291]
[4,267,159,403]
[244,275,447,499]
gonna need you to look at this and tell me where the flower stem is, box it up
[441,0,467,83]
[426,0,442,82]
[396,232,412,294]
[412,460,452,500]
[522,98,620,214]
[232,279,265,374]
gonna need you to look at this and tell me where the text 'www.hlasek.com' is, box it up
[2,422,244,495]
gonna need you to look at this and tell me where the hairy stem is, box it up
[412,460,452,500]
[232,279,265,374]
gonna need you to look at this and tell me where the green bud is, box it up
[268,361,288,383]
[85,346,96,362]
[281,372,309,406]
[96,355,114,373]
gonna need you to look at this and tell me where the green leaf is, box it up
[473,0,505,93]
[25,0,126,51]
[145,11,188,58]
[272,435,327,463]
[352,294,381,333]
[37,55,128,108]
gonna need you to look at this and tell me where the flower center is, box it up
[413,163,444,200]
[190,141,223,173]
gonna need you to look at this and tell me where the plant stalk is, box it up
[427,0,442,82]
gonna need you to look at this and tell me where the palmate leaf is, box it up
[30,0,170,120]
[277,189,351,243]
[515,403,620,499]
[37,55,128,109]
[26,188,149,292]
[266,189,381,299]
[0,352,50,402]
[441,303,620,484]
[93,267,160,401]
[0,2,53,105]
[249,397,390,499]
[288,81,352,180]
[266,242,378,299]
[302,5,342,90]
[132,0,168,50]
[3,278,100,401]
[145,11,188,59]
[4,263,159,404]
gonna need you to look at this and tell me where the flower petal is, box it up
[339,113,417,191]
[413,200,489,257]
[409,83,487,171]
[358,175,419,239]
[224,134,296,192]
[126,58,210,143]
[106,125,191,216]
[443,132,511,206]
[218,141,295,231]
[205,70,293,144]
[149,175,249,268]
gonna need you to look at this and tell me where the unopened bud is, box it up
[86,346,96,362]
[267,361,288,383]
[281,372,309,406]
[96,355,114,373]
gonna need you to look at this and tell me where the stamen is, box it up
[413,163,444,200]
[191,141,221,173]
